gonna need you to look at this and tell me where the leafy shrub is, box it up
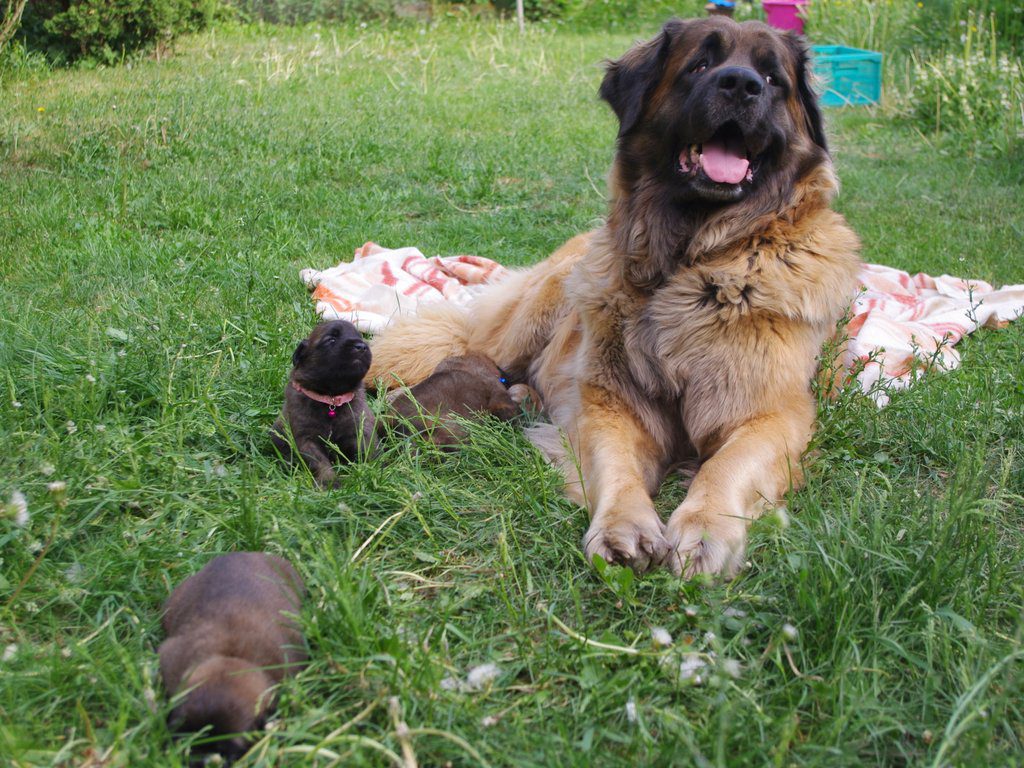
[490,0,700,26]
[230,0,403,24]
[1,0,29,53]
[903,12,1024,155]
[912,0,1024,54]
[20,0,223,65]
[803,0,922,54]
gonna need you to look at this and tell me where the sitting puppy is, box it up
[159,552,306,762]
[271,320,375,487]
[382,353,527,448]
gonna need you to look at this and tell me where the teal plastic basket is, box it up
[811,45,882,106]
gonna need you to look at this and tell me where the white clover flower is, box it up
[684,606,698,618]
[651,627,673,648]
[8,490,29,527]
[782,623,799,641]
[481,715,499,727]
[465,662,500,691]
[85,374,96,384]
[679,653,708,684]
[440,675,460,691]
[65,420,77,435]
[625,698,638,723]
[11,401,21,409]
[721,659,742,679]
[771,506,790,529]
[65,562,85,584]
[40,463,55,476]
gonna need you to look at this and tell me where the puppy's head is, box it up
[291,320,371,394]
[168,655,275,761]
[431,353,504,381]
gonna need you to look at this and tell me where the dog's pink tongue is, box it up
[702,142,749,184]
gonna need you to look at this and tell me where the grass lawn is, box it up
[1,18,1023,767]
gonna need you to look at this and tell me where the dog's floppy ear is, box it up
[600,19,682,138]
[292,340,309,367]
[784,32,828,152]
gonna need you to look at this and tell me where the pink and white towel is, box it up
[846,264,1024,404]
[301,242,509,333]
[302,244,1024,405]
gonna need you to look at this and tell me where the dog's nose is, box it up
[714,67,765,102]
[352,341,369,354]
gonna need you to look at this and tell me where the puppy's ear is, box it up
[784,32,828,152]
[600,19,682,138]
[292,340,309,367]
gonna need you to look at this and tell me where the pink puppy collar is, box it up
[291,381,356,418]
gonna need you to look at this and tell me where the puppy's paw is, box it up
[508,384,543,417]
[664,506,746,580]
[583,513,669,574]
[313,467,338,489]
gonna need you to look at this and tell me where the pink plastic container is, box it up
[763,0,808,34]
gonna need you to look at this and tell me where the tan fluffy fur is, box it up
[367,18,862,578]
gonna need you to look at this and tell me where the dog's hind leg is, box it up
[366,302,474,390]
[366,233,590,391]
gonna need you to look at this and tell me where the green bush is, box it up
[231,0,698,26]
[804,0,922,54]
[20,0,223,65]
[912,0,1024,53]
[229,0,404,24]
[903,12,1024,155]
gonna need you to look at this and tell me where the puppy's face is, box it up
[168,656,273,760]
[292,320,371,393]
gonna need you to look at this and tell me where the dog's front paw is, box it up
[583,513,669,574]
[665,505,746,580]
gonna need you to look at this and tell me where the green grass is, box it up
[1,18,1023,767]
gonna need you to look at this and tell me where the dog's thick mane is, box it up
[606,160,841,292]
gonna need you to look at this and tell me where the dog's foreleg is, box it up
[665,407,812,579]
[295,438,338,489]
[574,383,670,573]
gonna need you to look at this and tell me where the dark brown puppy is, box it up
[271,320,375,487]
[382,353,523,448]
[159,552,306,762]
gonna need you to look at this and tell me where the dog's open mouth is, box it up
[677,123,756,185]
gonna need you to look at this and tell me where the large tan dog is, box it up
[369,17,861,578]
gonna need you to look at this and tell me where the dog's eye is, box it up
[690,59,708,74]
[321,336,337,346]
[765,74,773,85]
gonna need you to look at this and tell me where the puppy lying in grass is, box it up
[271,320,375,487]
[159,552,306,763]
[381,353,538,447]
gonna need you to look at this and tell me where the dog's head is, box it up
[600,17,826,205]
[291,320,371,394]
[167,656,274,762]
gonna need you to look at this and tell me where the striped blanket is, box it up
[302,243,1024,406]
